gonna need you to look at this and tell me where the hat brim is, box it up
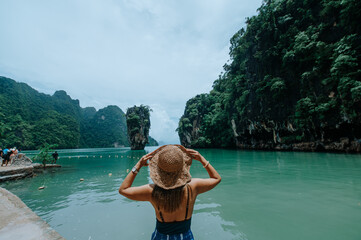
[149,146,192,189]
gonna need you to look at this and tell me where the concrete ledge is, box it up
[0,165,34,175]
[32,163,62,169]
[0,187,65,240]
[0,164,61,182]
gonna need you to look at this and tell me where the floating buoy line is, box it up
[58,155,141,159]
[34,154,142,190]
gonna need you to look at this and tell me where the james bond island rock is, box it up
[177,0,361,153]
[126,105,151,150]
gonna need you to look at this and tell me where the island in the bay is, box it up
[177,0,360,153]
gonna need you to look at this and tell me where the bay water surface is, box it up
[1,147,361,240]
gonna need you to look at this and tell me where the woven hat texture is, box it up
[149,145,192,189]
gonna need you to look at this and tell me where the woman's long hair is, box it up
[152,185,185,212]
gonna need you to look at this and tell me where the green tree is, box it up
[32,144,58,168]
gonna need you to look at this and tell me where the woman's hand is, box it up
[137,145,168,168]
[175,145,221,195]
[186,149,203,162]
[138,153,152,168]
[175,145,205,163]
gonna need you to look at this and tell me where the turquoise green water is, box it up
[1,147,361,240]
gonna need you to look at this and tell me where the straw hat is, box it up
[149,145,192,190]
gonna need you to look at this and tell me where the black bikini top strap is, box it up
[185,184,192,220]
[158,205,165,222]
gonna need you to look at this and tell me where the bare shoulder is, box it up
[138,184,154,194]
[189,178,205,187]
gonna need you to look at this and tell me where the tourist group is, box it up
[0,147,19,167]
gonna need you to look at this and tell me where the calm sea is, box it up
[1,147,361,240]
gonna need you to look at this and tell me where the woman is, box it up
[118,145,221,240]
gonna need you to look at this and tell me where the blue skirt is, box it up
[151,229,194,240]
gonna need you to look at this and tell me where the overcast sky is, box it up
[0,0,262,144]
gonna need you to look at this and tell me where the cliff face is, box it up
[232,119,361,152]
[178,0,361,153]
[126,105,151,150]
[177,94,234,148]
[178,100,361,152]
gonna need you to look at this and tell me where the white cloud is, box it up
[149,104,180,145]
[0,0,262,144]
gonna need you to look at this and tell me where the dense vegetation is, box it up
[126,105,154,150]
[0,77,158,149]
[178,0,361,151]
[80,105,128,148]
[32,144,58,167]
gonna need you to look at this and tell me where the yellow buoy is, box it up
[109,173,112,176]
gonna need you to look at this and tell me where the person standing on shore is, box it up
[2,149,12,166]
[3,148,9,156]
[119,144,221,240]
[52,151,59,164]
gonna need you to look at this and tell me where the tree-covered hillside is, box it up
[80,105,128,148]
[0,77,158,149]
[178,0,361,152]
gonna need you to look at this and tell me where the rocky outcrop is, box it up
[10,154,33,166]
[126,105,151,150]
[179,118,201,148]
[177,0,361,154]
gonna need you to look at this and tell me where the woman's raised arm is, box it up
[118,149,159,201]
[185,148,221,195]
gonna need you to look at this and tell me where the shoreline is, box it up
[186,139,361,154]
